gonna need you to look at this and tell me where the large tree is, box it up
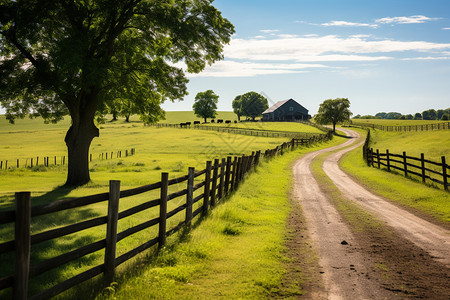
[0,0,234,186]
[192,90,218,123]
[315,98,352,133]
[237,91,268,121]
[232,95,242,121]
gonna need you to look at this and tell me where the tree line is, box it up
[353,108,450,120]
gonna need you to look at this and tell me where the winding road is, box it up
[292,128,450,299]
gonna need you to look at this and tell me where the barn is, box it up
[262,98,310,121]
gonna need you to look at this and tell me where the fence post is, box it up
[421,153,426,183]
[376,149,380,169]
[17,159,19,168]
[224,157,232,194]
[403,152,408,177]
[442,156,448,191]
[158,173,169,250]
[386,150,391,172]
[370,148,374,167]
[235,157,242,188]
[104,180,120,282]
[186,167,195,227]
[46,156,49,167]
[210,159,219,208]
[14,192,31,300]
[203,161,212,215]
[230,157,238,191]
[218,158,225,199]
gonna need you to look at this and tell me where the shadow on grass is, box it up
[0,184,102,299]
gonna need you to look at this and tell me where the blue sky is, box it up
[1,0,449,116]
[162,0,450,116]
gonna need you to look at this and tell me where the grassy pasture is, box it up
[366,129,449,162]
[157,111,237,124]
[200,121,324,134]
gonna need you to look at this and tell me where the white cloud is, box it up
[278,34,298,38]
[224,35,450,62]
[403,56,450,61]
[188,60,327,77]
[260,29,279,33]
[443,27,450,30]
[321,20,378,28]
[375,15,438,24]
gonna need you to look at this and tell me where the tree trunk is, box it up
[125,114,130,122]
[204,117,207,123]
[332,122,336,133]
[64,94,100,186]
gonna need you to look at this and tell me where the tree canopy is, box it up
[315,98,352,132]
[0,0,234,186]
[233,92,268,120]
[192,90,219,123]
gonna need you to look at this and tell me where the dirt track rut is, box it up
[292,128,450,299]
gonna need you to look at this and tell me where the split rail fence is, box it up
[154,123,330,139]
[362,130,449,191]
[0,149,135,171]
[352,121,450,132]
[0,135,330,300]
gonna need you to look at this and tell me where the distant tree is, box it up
[400,115,406,120]
[353,114,361,119]
[405,114,414,120]
[0,0,234,186]
[422,109,437,120]
[375,112,387,119]
[193,90,219,123]
[442,114,449,120]
[414,113,422,120]
[385,112,402,119]
[315,98,352,133]
[232,95,242,121]
[437,109,446,119]
[239,92,269,120]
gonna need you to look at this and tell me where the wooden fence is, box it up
[365,148,449,191]
[352,121,450,132]
[0,135,330,300]
[154,123,331,139]
[0,149,135,171]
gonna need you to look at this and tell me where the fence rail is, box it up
[364,147,449,191]
[0,149,135,171]
[0,134,331,300]
[352,121,450,132]
[154,123,331,139]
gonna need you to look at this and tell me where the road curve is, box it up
[292,127,450,299]
[292,132,391,299]
[322,127,450,268]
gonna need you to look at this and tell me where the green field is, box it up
[156,111,237,124]
[200,121,324,134]
[366,129,450,162]
[0,113,333,299]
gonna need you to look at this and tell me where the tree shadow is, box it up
[0,184,103,298]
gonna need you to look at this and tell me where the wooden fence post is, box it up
[235,157,242,188]
[186,167,195,227]
[17,159,19,168]
[225,157,232,194]
[386,150,391,172]
[105,180,120,282]
[370,148,374,167]
[218,158,225,200]
[421,153,426,183]
[203,161,212,215]
[230,157,237,191]
[403,152,408,177]
[442,156,448,191]
[210,159,219,208]
[158,173,169,249]
[14,192,31,300]
[376,149,380,169]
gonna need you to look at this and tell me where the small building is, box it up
[262,99,310,121]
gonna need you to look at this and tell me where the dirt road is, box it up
[292,128,450,299]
